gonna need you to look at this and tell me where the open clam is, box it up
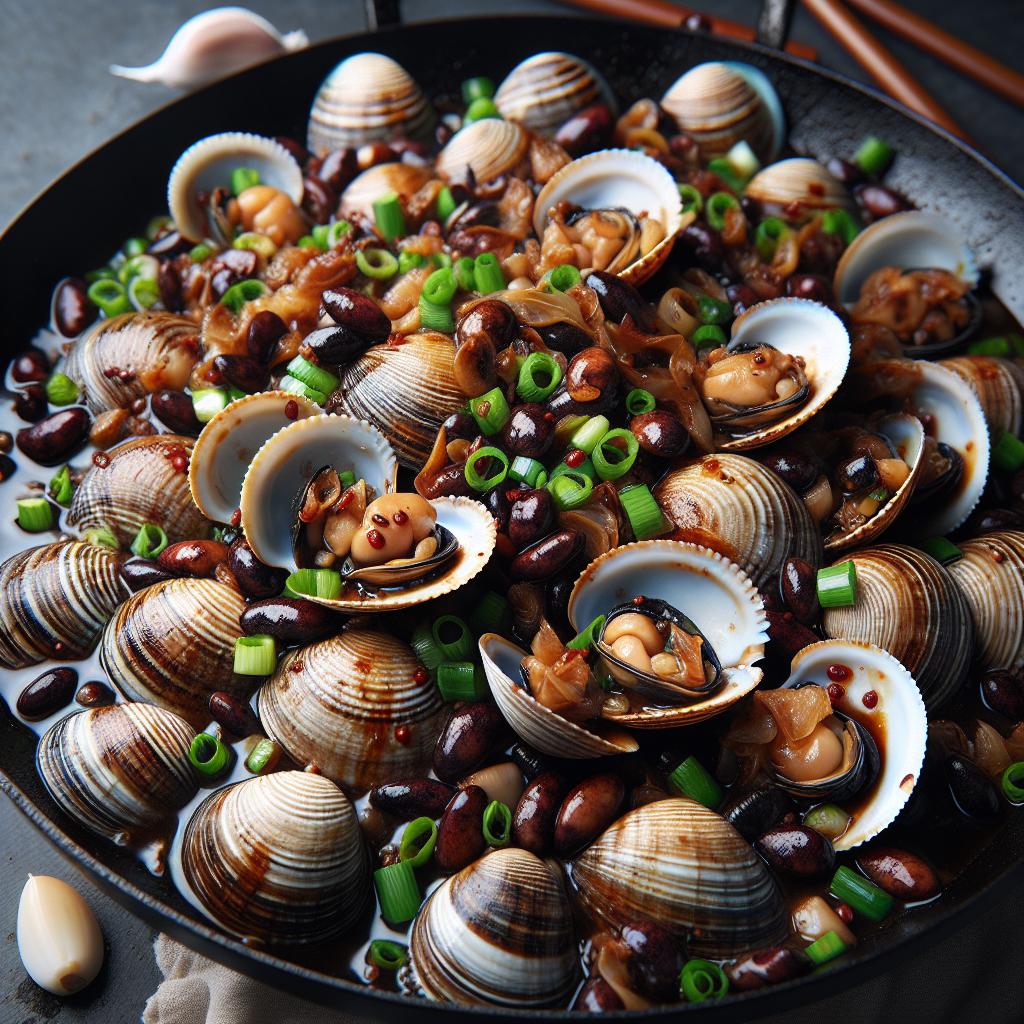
[339,162,433,223]
[744,158,852,218]
[531,149,686,286]
[566,541,768,728]
[436,118,531,185]
[938,355,1024,437]
[167,132,304,243]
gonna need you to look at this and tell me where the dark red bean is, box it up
[11,347,51,383]
[417,462,474,499]
[226,538,288,599]
[727,282,761,317]
[455,299,517,351]
[786,273,834,304]
[151,389,201,435]
[571,977,625,1012]
[621,920,683,1002]
[52,280,95,338]
[120,557,176,592]
[75,681,116,708]
[553,773,625,856]
[17,668,78,720]
[212,354,269,394]
[14,385,48,423]
[322,287,392,341]
[536,321,593,357]
[208,691,261,738]
[500,403,554,459]
[968,507,1024,535]
[275,135,311,166]
[370,778,457,820]
[432,702,508,783]
[585,271,656,332]
[979,669,1024,719]
[723,786,795,842]
[726,947,812,991]
[509,489,555,552]
[509,529,584,581]
[16,407,90,465]
[836,454,879,493]
[855,846,941,902]
[678,221,725,273]
[554,102,613,156]
[240,597,346,644]
[246,310,289,364]
[442,411,477,442]
[158,259,184,313]
[760,450,819,493]
[566,348,618,403]
[512,770,569,855]
[301,175,336,224]
[147,229,192,259]
[435,785,488,873]
[854,183,913,222]
[157,540,230,578]
[766,610,820,659]
[755,824,835,878]
[0,453,15,482]
[826,157,864,186]
[317,148,359,192]
[630,409,689,459]
[780,557,819,625]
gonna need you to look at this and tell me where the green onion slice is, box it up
[356,247,399,280]
[130,522,169,559]
[1001,761,1024,804]
[234,232,278,260]
[549,264,582,292]
[692,324,727,350]
[327,220,351,247]
[567,614,606,651]
[234,634,277,676]
[469,387,511,435]
[468,591,510,635]
[338,469,356,489]
[122,237,148,258]
[436,660,488,702]
[461,76,495,103]
[678,183,703,215]
[967,336,1010,357]
[231,167,260,196]
[509,456,548,488]
[726,139,760,180]
[369,939,408,971]
[245,737,281,775]
[817,561,857,608]
[373,860,421,924]
[454,256,477,292]
[918,536,962,566]
[705,191,741,231]
[830,865,893,922]
[16,497,54,533]
[419,296,454,332]
[803,803,851,841]
[821,208,860,245]
[49,466,73,507]
[399,250,426,274]
[697,293,732,325]
[547,469,594,511]
[436,186,457,223]
[549,457,595,482]
[188,732,231,778]
[422,267,458,306]
[755,217,790,262]
[517,351,563,402]
[431,614,473,661]
[625,388,656,415]
[679,959,729,1003]
[473,252,505,294]
[410,618,446,676]
[84,526,119,550]
[464,97,500,123]
[432,252,453,269]
[398,817,438,868]
[992,430,1024,473]
[189,243,214,263]
[373,191,406,242]
[707,157,746,193]
[570,415,611,456]
[128,276,160,311]
[620,483,667,541]
[284,568,343,600]
[668,756,723,809]
[220,279,267,314]
[87,278,132,318]
[854,135,893,176]
[192,387,230,423]
[286,355,340,395]
[592,428,639,482]
[279,375,327,405]
[464,446,510,492]
[805,930,848,966]
[482,800,512,847]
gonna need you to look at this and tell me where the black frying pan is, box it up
[2,13,1023,1021]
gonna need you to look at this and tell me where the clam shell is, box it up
[178,771,368,945]
[258,629,445,792]
[826,413,926,553]
[167,132,303,242]
[948,530,1024,672]
[661,61,783,161]
[339,162,433,223]
[0,541,126,669]
[834,211,979,307]
[572,798,788,956]
[100,578,250,725]
[64,312,199,413]
[436,119,530,185]
[745,157,852,216]
[821,543,973,711]
[331,331,464,470]
[478,632,639,757]
[189,390,321,524]
[238,412,398,571]
[718,298,851,450]
[782,640,927,851]
[938,355,1024,437]
[653,454,824,588]
[494,52,614,137]
[566,541,767,727]
[532,149,685,286]
[67,435,212,548]
[37,703,197,842]
[307,52,435,156]
[411,847,577,1007]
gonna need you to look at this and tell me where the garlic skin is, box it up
[17,875,104,996]
[110,7,308,90]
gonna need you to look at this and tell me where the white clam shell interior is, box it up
[189,391,321,524]
[782,640,927,851]
[834,211,979,307]
[168,132,304,242]
[719,298,851,451]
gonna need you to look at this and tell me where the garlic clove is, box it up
[17,875,104,996]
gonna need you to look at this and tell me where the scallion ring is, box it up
[821,208,860,245]
[369,940,408,971]
[231,166,260,196]
[431,614,473,661]
[463,446,510,492]
[517,351,563,402]
[398,817,438,868]
[421,267,458,306]
[482,800,512,847]
[473,252,505,294]
[592,428,639,482]
[130,522,168,558]
[16,497,54,533]
[398,250,425,274]
[233,634,277,676]
[678,183,703,215]
[509,455,547,488]
[705,191,740,232]
[373,860,421,924]
[817,561,857,608]
[188,732,231,778]
[87,278,132,318]
[436,661,488,701]
[468,591,510,634]
[286,355,340,396]
[619,483,665,540]
[283,568,343,600]
[44,372,79,406]
[625,388,656,415]
[49,465,73,507]
[805,931,847,966]
[469,386,511,435]
[373,192,406,242]
[569,415,611,455]
[755,217,791,262]
[244,737,281,775]
[419,296,454,332]
[356,248,399,280]
[220,279,267,314]
[668,756,723,809]
[829,865,894,922]
[692,324,727,350]
[679,959,729,1003]
[454,256,477,292]
[549,264,582,292]
[546,469,593,511]
[1001,762,1024,804]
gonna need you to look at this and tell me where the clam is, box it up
[532,149,685,285]
[573,798,788,956]
[258,630,445,792]
[67,435,212,548]
[411,847,577,1007]
[567,541,768,727]
[702,298,851,450]
[661,61,784,161]
[100,578,250,725]
[167,132,303,242]
[494,52,614,137]
[948,531,1024,672]
[64,312,199,413]
[307,52,435,156]
[938,355,1024,437]
[0,541,126,669]
[436,118,530,185]
[37,703,197,843]
[744,158,852,218]
[339,162,433,223]
[176,771,368,945]
[479,631,640,758]
[821,543,973,710]
[653,454,824,588]
[189,390,321,524]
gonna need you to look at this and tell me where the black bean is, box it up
[512,770,569,855]
[755,824,835,877]
[226,538,288,599]
[75,681,116,708]
[52,279,96,338]
[553,773,625,856]
[11,347,50,383]
[370,778,456,820]
[509,489,555,552]
[16,407,90,464]
[780,557,819,625]
[500,404,554,459]
[208,691,262,738]
[509,529,584,581]
[120,558,176,592]
[432,702,508,783]
[212,354,269,394]
[240,597,346,645]
[17,668,78,720]
[585,270,656,331]
[14,385,48,423]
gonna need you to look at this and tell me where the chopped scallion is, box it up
[592,428,639,481]
[436,661,488,701]
[705,191,741,231]
[509,455,548,488]
[805,930,847,966]
[233,232,277,259]
[279,374,327,405]
[679,959,729,1002]
[233,634,277,676]
[231,167,261,196]
[549,264,582,292]
[461,76,495,104]
[829,864,893,921]
[992,430,1024,473]
[454,255,477,292]
[692,324,727,350]
[803,803,851,841]
[284,568,342,600]
[410,618,446,677]
[369,939,408,971]
[398,250,425,274]
[918,536,962,566]
[625,388,656,416]
[245,737,282,775]
[399,816,438,868]
[286,355,340,395]
[419,296,454,332]
[188,732,231,778]
[220,279,267,314]
[373,860,421,924]
[464,97,500,123]
[87,278,132,318]
[755,217,790,262]
[678,183,703,215]
[16,497,53,533]
[547,469,594,511]
[482,800,512,847]
[1001,761,1024,804]
[431,614,473,661]
[821,208,860,245]
[668,756,723,809]
[130,522,168,558]
[473,252,505,294]
[517,351,563,402]
[619,483,666,540]
[356,247,399,280]
[436,186,457,223]
[84,526,119,550]
[463,446,510,492]
[48,466,73,507]
[817,561,857,608]
[468,591,510,635]
[373,192,406,242]
[570,415,611,456]
[44,372,79,407]
[192,387,230,423]
[469,386,511,435]
[853,135,893,177]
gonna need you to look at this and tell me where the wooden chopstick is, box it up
[801,0,968,140]
[554,0,818,60]
[846,0,1024,108]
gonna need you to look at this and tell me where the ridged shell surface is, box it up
[572,798,788,956]
[308,53,435,156]
[64,312,199,413]
[822,544,973,710]
[411,847,577,1007]
[745,158,852,215]
[67,435,212,548]
[339,162,433,222]
[37,704,197,842]
[436,119,529,184]
[100,578,249,725]
[939,356,1024,437]
[180,771,368,945]
[0,541,127,669]
[653,454,823,587]
[258,630,445,792]
[948,531,1024,672]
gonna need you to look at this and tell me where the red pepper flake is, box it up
[862,689,878,709]
[103,367,120,379]
[393,510,408,526]
[337,487,355,510]
[476,400,491,418]
[505,489,522,502]
[284,399,299,420]
[118,369,135,383]
[290,660,304,672]
[53,641,64,653]
[366,529,386,549]
[993,550,1005,564]
[835,902,854,924]
[564,448,586,468]
[394,724,412,745]
[632,595,645,605]
[543,411,555,422]
[92,452,110,469]
[753,352,766,365]
[230,508,242,527]
[827,682,846,703]
[171,454,189,473]
[413,666,429,685]
[371,513,389,527]
[827,663,852,682]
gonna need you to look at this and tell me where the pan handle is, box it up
[757,0,797,51]
[364,0,402,29]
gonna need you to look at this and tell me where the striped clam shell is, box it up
[67,435,212,548]
[0,541,126,669]
[495,52,613,137]
[822,543,973,710]
[258,630,445,792]
[573,798,788,957]
[37,703,197,842]
[653,454,824,588]
[307,53,435,156]
[948,530,1024,672]
[331,332,464,469]
[745,157,852,217]
[339,162,433,223]
[938,355,1024,437]
[63,312,199,414]
[436,119,530,185]
[179,771,368,946]
[100,578,249,725]
[411,847,577,1007]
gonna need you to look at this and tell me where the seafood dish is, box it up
[4,41,1024,1014]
